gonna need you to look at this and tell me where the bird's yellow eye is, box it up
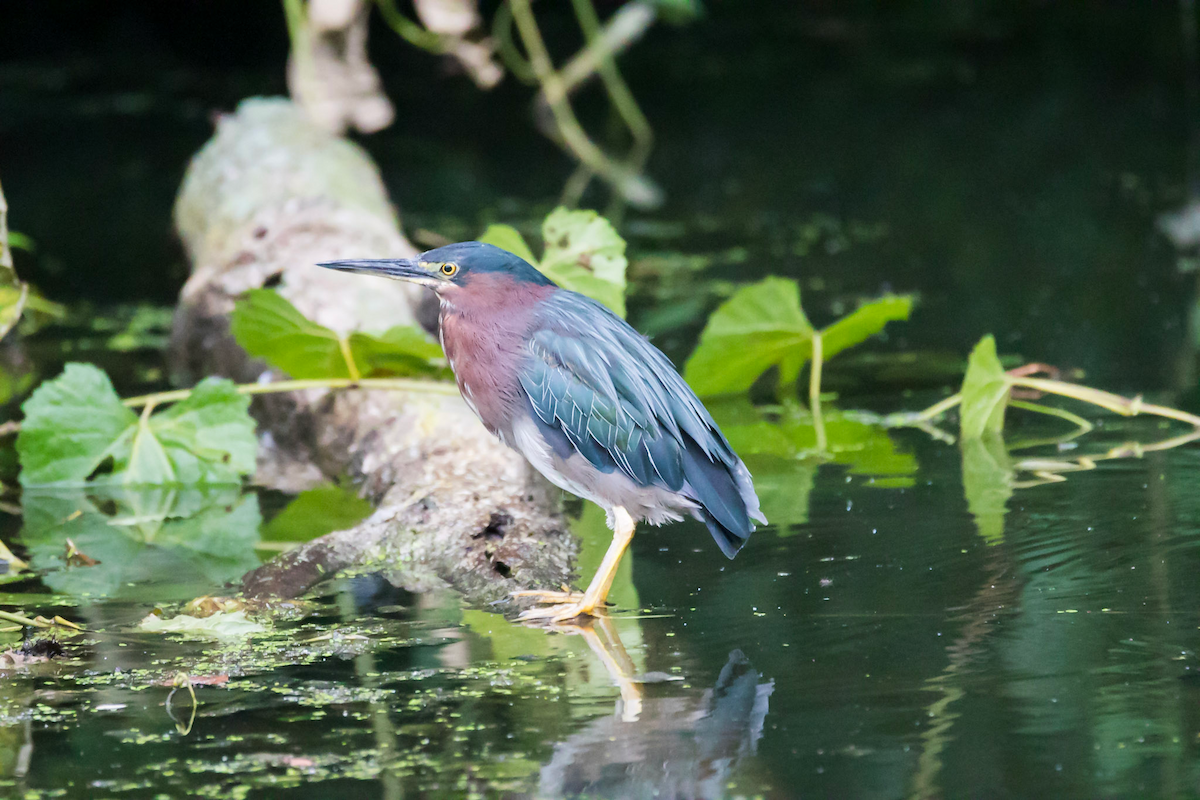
[440,263,458,277]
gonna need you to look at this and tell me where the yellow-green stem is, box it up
[1011,377,1200,428]
[338,337,362,382]
[281,0,314,89]
[1007,399,1094,435]
[912,393,963,423]
[810,331,827,452]
[122,377,458,409]
[508,0,645,202]
[375,0,446,53]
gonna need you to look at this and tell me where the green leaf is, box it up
[478,223,538,265]
[17,364,138,485]
[539,207,628,317]
[349,325,445,378]
[262,483,374,543]
[707,397,916,530]
[961,434,1013,545]
[819,294,914,360]
[231,289,349,379]
[6,232,34,253]
[17,364,256,487]
[649,0,703,24]
[144,378,258,484]
[232,289,443,379]
[684,277,814,396]
[20,487,262,601]
[960,335,1011,440]
[140,609,265,639]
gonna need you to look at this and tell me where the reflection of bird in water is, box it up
[537,618,773,800]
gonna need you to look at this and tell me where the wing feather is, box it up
[517,292,764,557]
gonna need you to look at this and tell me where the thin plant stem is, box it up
[567,0,654,171]
[492,1,537,84]
[166,674,198,736]
[122,377,458,409]
[810,331,827,452]
[375,0,446,53]
[1007,399,1094,435]
[562,163,597,208]
[908,393,963,424]
[337,337,362,381]
[508,0,650,206]
[281,0,314,91]
[1010,377,1200,428]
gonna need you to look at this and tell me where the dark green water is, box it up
[4,420,1200,798]
[4,2,1200,797]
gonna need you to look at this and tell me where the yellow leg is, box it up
[515,506,635,623]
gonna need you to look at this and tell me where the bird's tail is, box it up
[699,508,752,559]
[681,435,766,559]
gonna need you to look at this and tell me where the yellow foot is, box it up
[510,586,606,623]
[516,600,597,624]
[510,586,585,605]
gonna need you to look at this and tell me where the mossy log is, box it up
[170,98,574,604]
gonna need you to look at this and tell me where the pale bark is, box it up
[170,97,573,603]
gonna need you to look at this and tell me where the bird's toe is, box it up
[510,588,585,604]
[517,601,595,624]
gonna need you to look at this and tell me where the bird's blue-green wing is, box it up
[517,292,762,554]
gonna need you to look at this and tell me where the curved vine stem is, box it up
[374,0,447,54]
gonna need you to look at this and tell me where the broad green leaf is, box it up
[232,289,443,379]
[17,364,256,487]
[961,434,1013,545]
[17,363,138,485]
[262,483,374,542]
[540,207,628,317]
[20,488,262,600]
[557,270,626,319]
[778,410,917,487]
[960,335,1011,440]
[140,609,265,639]
[349,325,445,378]
[708,397,915,530]
[820,294,914,360]
[143,378,257,484]
[650,0,703,24]
[6,231,34,252]
[684,277,813,396]
[231,289,349,379]
[478,223,538,265]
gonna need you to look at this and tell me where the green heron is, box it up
[321,242,764,622]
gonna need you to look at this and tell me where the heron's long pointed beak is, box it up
[318,258,430,282]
